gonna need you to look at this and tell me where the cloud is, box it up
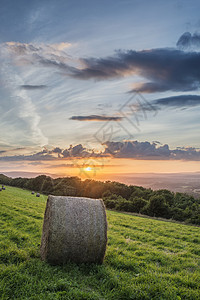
[103,141,200,161]
[51,147,62,154]
[5,42,39,55]
[5,41,72,56]
[103,141,170,158]
[70,115,123,121]
[51,42,72,51]
[70,49,200,93]
[0,146,66,161]
[5,42,200,93]
[1,141,200,161]
[0,46,48,147]
[131,82,177,93]
[28,161,44,166]
[0,153,55,161]
[0,144,98,161]
[154,95,200,108]
[177,32,200,50]
[0,150,6,154]
[5,41,73,67]
[0,148,27,156]
[20,85,47,90]
[67,144,90,157]
[46,163,75,168]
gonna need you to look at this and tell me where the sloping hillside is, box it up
[0,186,200,299]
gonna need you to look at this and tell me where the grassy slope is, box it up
[0,187,200,300]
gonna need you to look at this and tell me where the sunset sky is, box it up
[1,0,200,179]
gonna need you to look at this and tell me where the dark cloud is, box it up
[36,149,49,155]
[103,141,200,161]
[177,32,200,50]
[0,150,6,154]
[62,149,70,158]
[0,147,55,161]
[172,147,200,160]
[51,147,62,154]
[154,95,200,108]
[61,144,100,158]
[131,82,173,93]
[69,144,85,157]
[0,143,104,161]
[70,115,123,121]
[103,141,170,158]
[71,49,200,93]
[20,85,47,90]
[1,141,200,161]
[7,42,200,93]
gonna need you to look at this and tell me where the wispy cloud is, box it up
[5,41,200,94]
[0,46,48,147]
[70,115,123,121]
[5,41,73,66]
[5,41,72,55]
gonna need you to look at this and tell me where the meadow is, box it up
[0,186,200,299]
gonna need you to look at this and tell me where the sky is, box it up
[1,0,200,179]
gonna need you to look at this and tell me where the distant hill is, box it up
[2,171,200,197]
[2,171,58,178]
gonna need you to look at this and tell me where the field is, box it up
[0,186,200,299]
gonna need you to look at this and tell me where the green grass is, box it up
[0,186,200,300]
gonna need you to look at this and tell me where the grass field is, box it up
[0,186,200,299]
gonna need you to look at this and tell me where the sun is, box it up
[85,166,92,172]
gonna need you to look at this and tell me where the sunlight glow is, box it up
[85,166,92,171]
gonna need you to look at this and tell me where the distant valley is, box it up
[103,172,200,198]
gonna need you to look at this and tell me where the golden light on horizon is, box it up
[5,158,200,180]
[85,166,92,172]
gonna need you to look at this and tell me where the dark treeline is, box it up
[0,173,200,225]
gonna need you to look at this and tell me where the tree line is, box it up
[0,173,199,225]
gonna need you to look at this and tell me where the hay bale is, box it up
[31,191,35,195]
[36,193,40,197]
[40,195,107,265]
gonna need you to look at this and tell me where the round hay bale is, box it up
[36,193,40,197]
[40,195,107,265]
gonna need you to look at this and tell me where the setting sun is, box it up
[85,167,92,172]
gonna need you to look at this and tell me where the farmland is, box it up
[0,186,200,299]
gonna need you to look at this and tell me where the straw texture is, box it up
[40,195,107,264]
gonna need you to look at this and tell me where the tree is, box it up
[154,189,174,205]
[131,197,147,213]
[147,195,171,218]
